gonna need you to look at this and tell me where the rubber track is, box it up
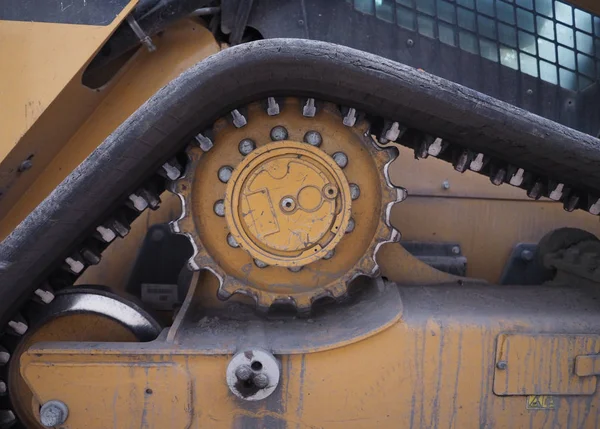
[2,38,600,327]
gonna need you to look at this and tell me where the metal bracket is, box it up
[401,241,467,276]
[499,243,545,285]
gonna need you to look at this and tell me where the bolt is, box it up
[406,39,414,47]
[520,249,534,262]
[526,89,533,95]
[451,246,460,255]
[333,152,348,169]
[303,130,322,147]
[270,126,288,141]
[442,180,450,190]
[214,200,225,217]
[235,365,253,381]
[350,183,360,200]
[39,400,68,427]
[227,234,239,248]
[346,218,355,233]
[218,166,233,183]
[239,139,256,155]
[253,373,269,389]
[288,266,302,272]
[254,259,268,268]
[496,361,508,370]
[18,159,33,172]
[280,197,296,212]
[323,250,335,260]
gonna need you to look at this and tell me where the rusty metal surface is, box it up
[20,281,600,428]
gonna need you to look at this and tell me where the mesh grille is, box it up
[350,0,600,92]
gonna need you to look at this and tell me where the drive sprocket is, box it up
[172,97,403,312]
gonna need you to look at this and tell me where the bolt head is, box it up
[235,365,253,381]
[520,249,534,262]
[451,246,460,255]
[346,218,355,234]
[239,139,256,155]
[288,266,302,272]
[350,183,360,200]
[270,126,288,141]
[303,131,322,147]
[218,166,233,183]
[333,152,348,169]
[227,234,239,248]
[406,39,414,47]
[496,361,508,370]
[253,373,269,389]
[18,159,33,172]
[214,200,225,217]
[40,400,68,427]
[254,259,268,268]
[323,250,335,260]
[442,180,450,190]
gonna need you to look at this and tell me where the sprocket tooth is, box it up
[453,149,471,173]
[587,195,600,215]
[548,182,565,201]
[564,193,580,212]
[527,179,544,199]
[427,137,448,157]
[490,165,507,186]
[508,166,525,187]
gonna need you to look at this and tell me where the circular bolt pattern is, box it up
[254,259,268,268]
[346,218,355,233]
[214,200,225,217]
[280,197,296,212]
[288,266,302,272]
[218,166,234,183]
[332,152,348,169]
[227,233,239,248]
[239,138,256,155]
[235,365,253,381]
[496,361,508,370]
[226,349,281,401]
[39,400,68,427]
[270,126,288,141]
[303,130,322,147]
[350,183,360,200]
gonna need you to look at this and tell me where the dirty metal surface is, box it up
[21,282,600,428]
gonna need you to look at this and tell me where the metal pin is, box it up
[35,288,55,304]
[589,197,600,215]
[428,138,444,156]
[509,168,525,187]
[161,162,181,181]
[303,98,316,117]
[267,97,280,116]
[8,320,27,336]
[342,108,357,127]
[65,256,84,274]
[231,110,247,128]
[385,122,401,142]
[469,153,485,172]
[549,183,564,201]
[128,193,149,212]
[195,133,214,152]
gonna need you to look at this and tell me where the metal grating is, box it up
[351,0,600,92]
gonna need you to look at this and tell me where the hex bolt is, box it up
[39,400,68,427]
[218,166,233,183]
[270,126,288,141]
[288,266,302,272]
[451,246,460,255]
[214,200,225,217]
[253,373,269,389]
[333,152,348,169]
[323,250,335,260]
[254,259,268,268]
[496,361,508,370]
[227,234,239,248]
[406,39,414,47]
[239,138,256,155]
[520,249,534,262]
[346,218,355,234]
[235,365,253,381]
[442,180,450,190]
[18,159,33,172]
[350,183,360,200]
[303,130,322,147]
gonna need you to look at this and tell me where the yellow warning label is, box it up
[527,395,555,410]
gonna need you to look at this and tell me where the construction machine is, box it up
[3,0,600,427]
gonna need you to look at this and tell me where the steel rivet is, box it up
[350,183,360,200]
[218,166,233,183]
[333,152,348,169]
[270,126,288,141]
[442,180,450,190]
[303,130,322,147]
[227,234,239,248]
[214,200,225,217]
[239,139,256,155]
[496,361,508,370]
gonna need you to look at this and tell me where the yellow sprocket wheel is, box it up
[172,97,402,312]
